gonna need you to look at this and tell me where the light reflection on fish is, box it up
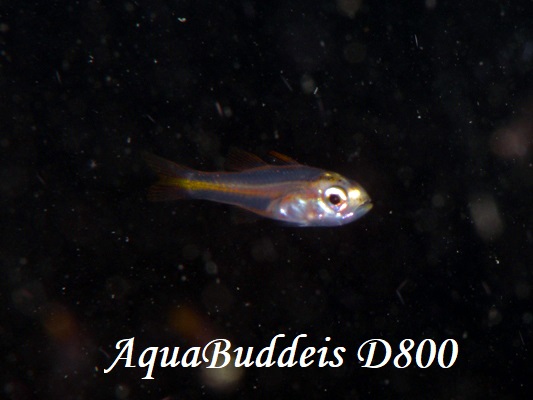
[144,149,372,226]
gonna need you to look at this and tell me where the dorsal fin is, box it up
[225,148,268,171]
[268,150,299,165]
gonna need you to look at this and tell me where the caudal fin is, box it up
[142,152,194,201]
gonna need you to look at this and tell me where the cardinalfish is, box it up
[144,149,372,226]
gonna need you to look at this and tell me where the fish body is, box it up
[144,149,372,226]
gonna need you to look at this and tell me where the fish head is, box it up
[276,172,372,226]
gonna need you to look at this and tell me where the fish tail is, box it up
[143,152,195,201]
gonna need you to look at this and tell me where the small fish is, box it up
[144,149,372,226]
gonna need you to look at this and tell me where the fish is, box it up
[143,149,372,227]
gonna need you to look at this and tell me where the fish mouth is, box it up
[357,200,373,215]
[338,200,372,223]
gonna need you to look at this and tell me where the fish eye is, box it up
[329,193,341,205]
[324,187,347,209]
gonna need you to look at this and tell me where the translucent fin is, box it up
[268,151,300,165]
[142,152,193,201]
[146,186,186,201]
[225,148,268,171]
[143,152,194,176]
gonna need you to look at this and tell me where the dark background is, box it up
[1,0,532,398]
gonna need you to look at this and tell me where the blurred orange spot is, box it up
[168,306,213,344]
[42,304,78,342]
